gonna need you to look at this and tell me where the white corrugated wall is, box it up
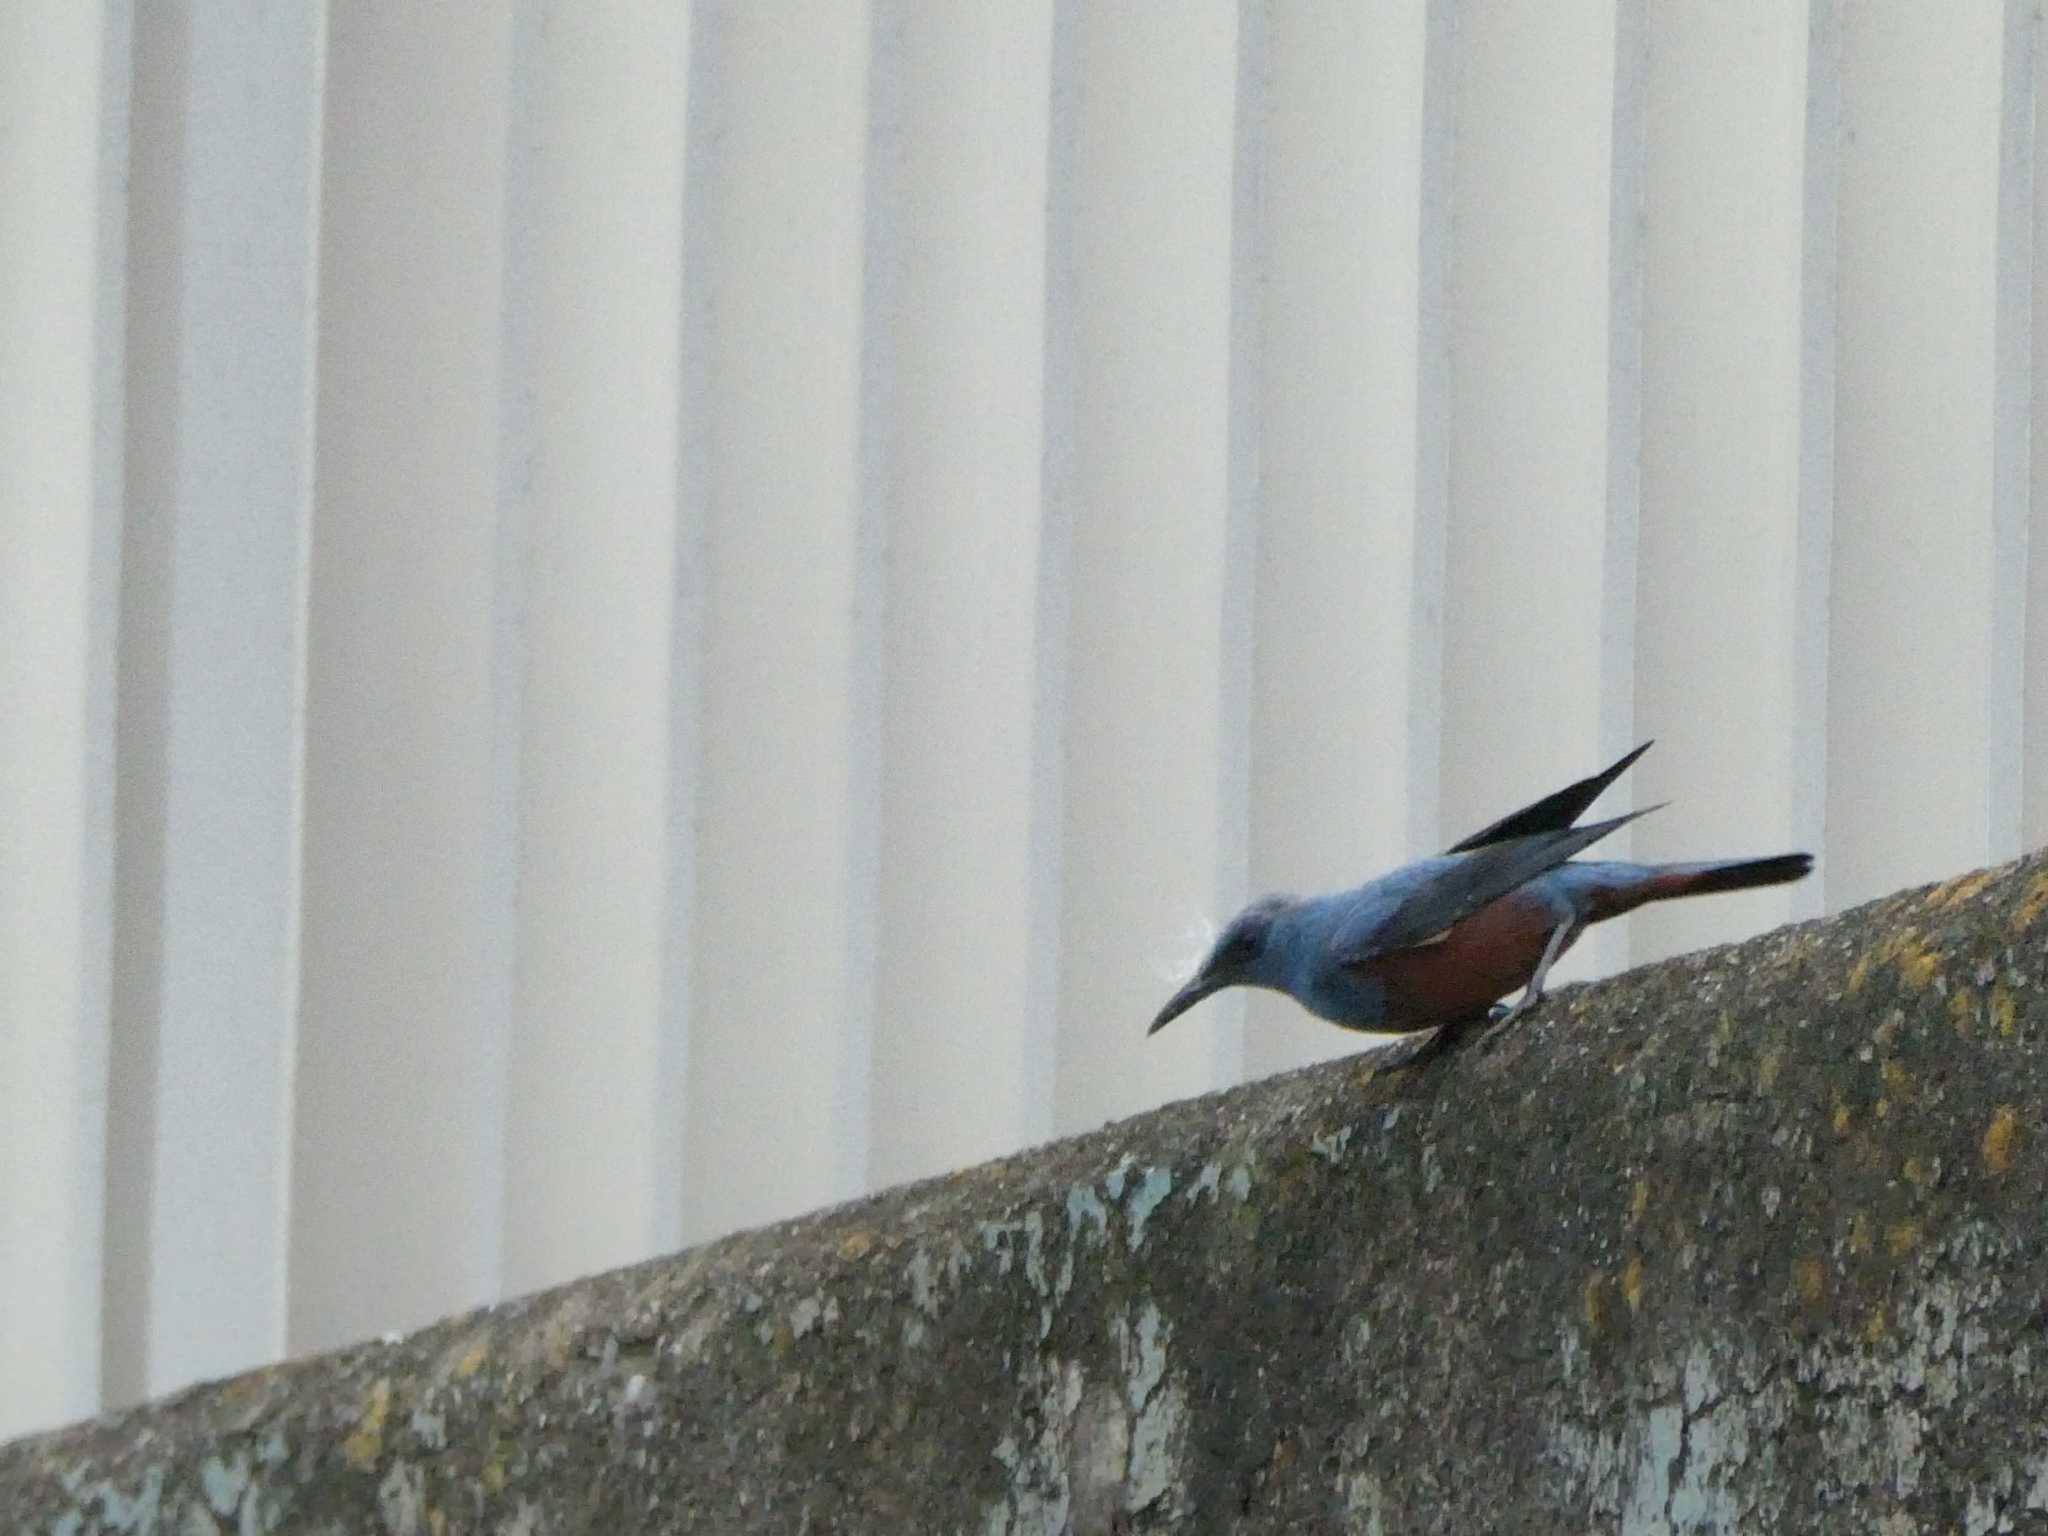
[3,0,2042,1438]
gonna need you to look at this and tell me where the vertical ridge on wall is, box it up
[1792,0,1841,921]
[841,2,892,1217]
[1029,0,1083,1145]
[482,0,537,1320]
[495,2,694,1296]
[1826,0,2032,910]
[835,4,901,1206]
[1441,0,1642,985]
[0,0,132,1443]
[105,0,321,1409]
[1050,4,1246,1133]
[2032,2,2048,852]
[483,0,536,1330]
[868,4,1060,1188]
[1219,0,1264,1080]
[1410,0,1456,861]
[1991,0,2037,860]
[667,3,720,1251]
[293,0,520,1355]
[681,2,880,1242]
[1601,0,1646,791]
[1241,0,1450,1079]
[102,0,182,1415]
[1629,0,1834,966]
[276,0,325,1426]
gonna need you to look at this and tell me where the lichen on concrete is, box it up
[10,853,2048,1532]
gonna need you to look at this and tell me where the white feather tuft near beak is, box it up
[1150,913,1219,986]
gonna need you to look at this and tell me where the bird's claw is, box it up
[1369,1021,1465,1073]
[1471,992,1540,1054]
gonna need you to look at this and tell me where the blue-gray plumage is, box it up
[1148,743,1813,1049]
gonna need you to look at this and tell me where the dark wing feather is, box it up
[1339,806,1661,964]
[1445,740,1653,853]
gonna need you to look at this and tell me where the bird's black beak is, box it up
[1148,970,1227,1035]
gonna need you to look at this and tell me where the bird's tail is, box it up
[1587,853,1813,921]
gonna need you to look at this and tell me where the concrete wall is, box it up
[5,852,2046,1532]
[5,0,2048,1438]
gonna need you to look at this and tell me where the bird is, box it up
[1146,742,1811,1057]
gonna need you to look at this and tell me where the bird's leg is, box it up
[1375,1013,1486,1072]
[1508,915,1575,1020]
[1482,913,1572,1048]
[1400,1024,1457,1070]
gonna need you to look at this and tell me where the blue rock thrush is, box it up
[1147,742,1811,1058]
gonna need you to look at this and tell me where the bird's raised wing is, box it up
[1445,740,1653,853]
[1334,806,1660,965]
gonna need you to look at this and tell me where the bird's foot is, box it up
[1370,1025,1458,1073]
[1469,993,1539,1055]
[1373,1011,1492,1073]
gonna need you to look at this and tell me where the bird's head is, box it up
[1147,894,1293,1035]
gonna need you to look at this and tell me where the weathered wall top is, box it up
[8,855,2048,1534]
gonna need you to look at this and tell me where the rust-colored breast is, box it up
[1357,888,1580,1028]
